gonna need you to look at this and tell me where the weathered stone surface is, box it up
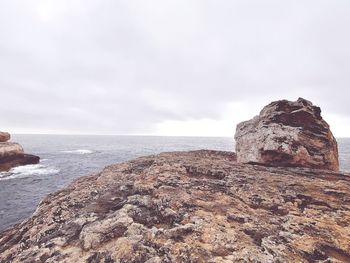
[1,150,349,262]
[235,98,339,171]
[0,131,10,142]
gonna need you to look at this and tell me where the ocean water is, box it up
[0,135,349,231]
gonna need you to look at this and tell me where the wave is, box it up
[0,164,60,180]
[61,149,94,155]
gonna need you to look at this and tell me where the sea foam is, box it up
[0,164,59,180]
[61,149,94,154]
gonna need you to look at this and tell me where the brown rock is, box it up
[0,153,40,172]
[0,142,24,157]
[234,98,339,171]
[0,131,10,142]
[1,150,349,262]
[0,142,40,172]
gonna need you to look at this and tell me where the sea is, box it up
[0,135,349,231]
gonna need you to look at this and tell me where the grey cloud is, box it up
[0,0,349,134]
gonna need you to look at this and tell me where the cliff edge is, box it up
[0,150,349,262]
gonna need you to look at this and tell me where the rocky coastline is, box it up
[0,99,349,262]
[0,132,40,172]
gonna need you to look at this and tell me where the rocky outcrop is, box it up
[0,131,10,142]
[0,142,24,157]
[0,133,40,172]
[235,98,339,171]
[1,150,349,262]
[0,152,40,172]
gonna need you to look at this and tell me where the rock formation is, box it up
[0,132,40,172]
[234,98,339,171]
[0,131,10,142]
[1,150,349,262]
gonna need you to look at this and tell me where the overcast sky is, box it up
[1,0,350,137]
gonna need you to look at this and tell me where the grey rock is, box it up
[235,98,339,171]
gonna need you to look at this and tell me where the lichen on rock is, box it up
[0,150,349,262]
[234,98,339,171]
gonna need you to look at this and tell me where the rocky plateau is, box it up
[0,150,349,262]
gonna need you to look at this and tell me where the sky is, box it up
[1,0,350,137]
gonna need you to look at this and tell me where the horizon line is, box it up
[11,133,233,138]
[10,133,350,139]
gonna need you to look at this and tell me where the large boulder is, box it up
[0,131,10,142]
[234,98,339,171]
